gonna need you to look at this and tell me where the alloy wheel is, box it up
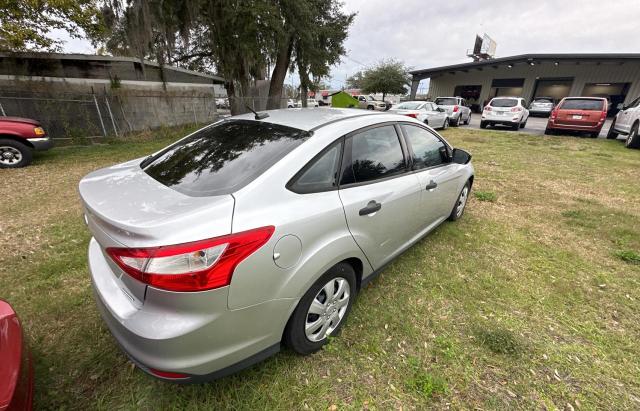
[456,186,469,218]
[0,146,22,166]
[305,277,350,342]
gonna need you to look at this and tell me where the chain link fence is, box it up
[0,89,220,143]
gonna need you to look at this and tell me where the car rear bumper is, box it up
[27,136,53,151]
[529,108,552,115]
[547,121,602,132]
[88,237,296,382]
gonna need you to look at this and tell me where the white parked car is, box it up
[295,99,320,108]
[480,97,530,130]
[356,95,387,111]
[607,96,640,148]
[389,101,450,130]
[287,99,296,108]
[434,97,472,127]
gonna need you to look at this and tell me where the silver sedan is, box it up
[389,101,450,129]
[79,108,474,382]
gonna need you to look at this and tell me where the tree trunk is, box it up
[267,34,294,110]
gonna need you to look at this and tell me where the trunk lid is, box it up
[79,159,235,305]
[79,158,235,248]
[555,109,601,126]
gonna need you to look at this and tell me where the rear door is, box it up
[400,124,462,227]
[338,123,422,269]
[556,99,604,126]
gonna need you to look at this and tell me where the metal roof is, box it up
[0,51,225,83]
[410,53,640,78]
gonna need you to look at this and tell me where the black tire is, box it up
[606,119,619,139]
[480,121,488,129]
[521,119,527,128]
[284,263,357,355]
[442,118,449,130]
[464,112,471,125]
[366,105,374,110]
[544,127,555,136]
[451,115,461,127]
[0,139,33,168]
[448,181,471,221]
[588,131,600,138]
[625,122,640,149]
[511,122,520,131]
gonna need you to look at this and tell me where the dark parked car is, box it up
[0,300,34,410]
[545,97,608,138]
[0,117,53,168]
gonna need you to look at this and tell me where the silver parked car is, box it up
[389,101,450,130]
[434,97,472,127]
[79,108,474,382]
[529,97,555,117]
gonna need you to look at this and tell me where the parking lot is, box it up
[2,125,638,409]
[464,114,615,138]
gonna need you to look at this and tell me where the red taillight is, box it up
[149,368,189,379]
[550,110,558,120]
[511,107,523,112]
[452,105,459,112]
[106,226,275,292]
[484,106,492,111]
[404,113,417,118]
[599,110,607,122]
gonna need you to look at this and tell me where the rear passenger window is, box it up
[289,143,341,193]
[403,125,447,169]
[343,125,406,184]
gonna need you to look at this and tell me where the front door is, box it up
[400,124,464,229]
[338,124,422,269]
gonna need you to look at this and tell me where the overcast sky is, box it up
[60,0,640,91]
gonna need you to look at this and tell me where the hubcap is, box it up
[456,186,469,217]
[305,277,350,342]
[0,146,22,165]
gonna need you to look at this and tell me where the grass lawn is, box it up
[1,125,639,410]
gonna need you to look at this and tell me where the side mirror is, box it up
[452,148,472,164]
[439,146,452,162]
[617,103,624,110]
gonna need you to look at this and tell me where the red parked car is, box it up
[0,300,33,411]
[544,97,608,138]
[0,117,53,168]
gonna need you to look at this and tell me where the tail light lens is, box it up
[106,226,275,292]
[404,113,417,118]
[452,105,459,112]
[484,106,492,111]
[599,110,607,123]
[550,110,558,120]
[511,107,523,112]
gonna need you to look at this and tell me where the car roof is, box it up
[563,97,607,100]
[232,108,383,131]
[492,96,520,99]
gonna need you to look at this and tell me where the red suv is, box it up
[545,97,608,138]
[0,117,53,168]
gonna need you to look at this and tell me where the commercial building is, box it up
[410,54,640,114]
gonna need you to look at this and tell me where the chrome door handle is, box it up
[359,200,382,216]
[425,180,438,190]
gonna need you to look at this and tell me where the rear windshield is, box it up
[435,98,457,106]
[533,98,553,104]
[560,99,604,111]
[490,98,518,107]
[143,120,310,197]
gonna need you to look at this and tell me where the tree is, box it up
[345,71,364,90]
[360,59,410,101]
[0,0,103,51]
[96,0,353,114]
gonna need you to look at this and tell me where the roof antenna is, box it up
[245,105,269,120]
